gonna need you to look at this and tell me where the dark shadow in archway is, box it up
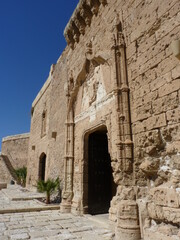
[84,126,116,215]
[39,153,46,181]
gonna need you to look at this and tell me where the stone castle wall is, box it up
[0,155,12,183]
[1,133,30,169]
[1,0,179,239]
[26,53,67,187]
[26,74,52,187]
[47,51,68,184]
[0,133,29,183]
[60,0,180,239]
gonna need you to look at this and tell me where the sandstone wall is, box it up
[26,56,67,187]
[47,51,67,184]
[0,133,29,184]
[0,155,12,183]
[61,0,180,239]
[1,133,30,170]
[124,0,180,238]
[26,74,52,187]
[26,0,180,238]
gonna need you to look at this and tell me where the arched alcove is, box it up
[83,125,116,215]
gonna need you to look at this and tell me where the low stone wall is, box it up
[0,133,29,184]
[1,133,30,170]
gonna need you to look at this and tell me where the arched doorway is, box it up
[84,127,116,215]
[39,153,46,181]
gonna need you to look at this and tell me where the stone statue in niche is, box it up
[81,65,106,111]
[67,72,74,95]
[88,77,99,105]
[86,41,92,55]
[81,75,98,110]
[69,75,74,92]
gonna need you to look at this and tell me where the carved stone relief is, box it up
[81,65,106,112]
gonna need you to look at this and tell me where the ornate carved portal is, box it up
[61,47,111,213]
[61,17,140,240]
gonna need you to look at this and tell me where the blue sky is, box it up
[0,0,79,150]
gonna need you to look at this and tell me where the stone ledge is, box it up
[1,189,45,201]
[0,204,60,214]
[2,133,30,142]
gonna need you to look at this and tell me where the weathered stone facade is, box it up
[1,0,180,239]
[59,0,180,239]
[26,55,67,188]
[0,133,29,183]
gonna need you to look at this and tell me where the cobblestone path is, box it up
[0,210,115,240]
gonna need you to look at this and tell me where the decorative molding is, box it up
[111,14,134,183]
[67,54,108,113]
[64,0,107,48]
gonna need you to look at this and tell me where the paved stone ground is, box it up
[0,189,59,214]
[0,210,115,240]
[0,186,115,239]
[1,185,45,201]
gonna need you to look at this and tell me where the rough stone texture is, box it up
[63,0,180,238]
[1,0,180,239]
[0,155,12,183]
[61,1,180,239]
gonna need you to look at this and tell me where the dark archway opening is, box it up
[39,153,46,181]
[87,128,116,215]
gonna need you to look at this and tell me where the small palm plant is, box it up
[37,178,59,204]
[14,167,27,187]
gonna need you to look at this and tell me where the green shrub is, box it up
[37,178,60,204]
[14,167,27,187]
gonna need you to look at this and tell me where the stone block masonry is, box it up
[1,0,180,239]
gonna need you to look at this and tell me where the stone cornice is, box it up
[64,0,107,49]
[2,133,30,142]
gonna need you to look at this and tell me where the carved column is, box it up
[112,17,133,186]
[111,16,141,240]
[116,200,141,240]
[118,31,134,182]
[61,85,75,213]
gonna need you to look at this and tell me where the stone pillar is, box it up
[111,14,134,186]
[110,15,141,240]
[61,109,74,213]
[116,200,141,240]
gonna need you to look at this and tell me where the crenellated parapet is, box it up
[64,0,107,48]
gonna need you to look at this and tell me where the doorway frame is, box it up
[82,124,114,214]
